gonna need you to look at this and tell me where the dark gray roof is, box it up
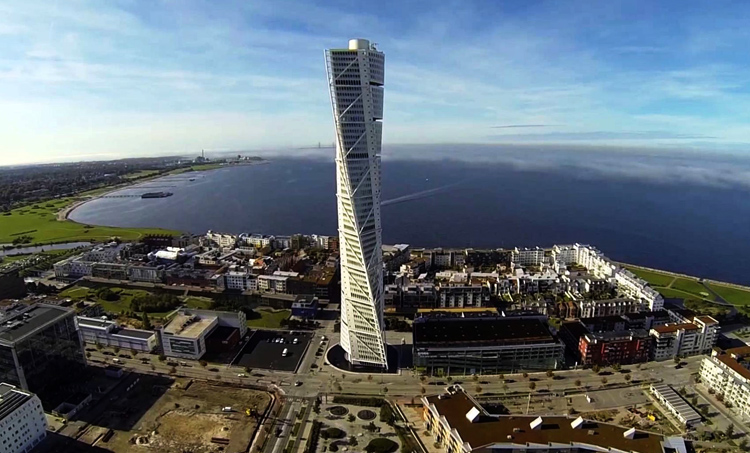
[0,304,73,345]
[115,328,155,340]
[0,383,33,421]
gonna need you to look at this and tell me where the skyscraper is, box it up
[325,39,387,367]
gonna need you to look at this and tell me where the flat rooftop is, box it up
[0,304,73,345]
[116,328,155,340]
[425,388,668,452]
[652,323,699,334]
[414,316,554,347]
[162,313,216,339]
[650,384,701,424]
[0,383,32,421]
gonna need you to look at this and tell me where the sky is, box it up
[1,0,750,165]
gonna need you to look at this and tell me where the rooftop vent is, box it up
[588,430,597,436]
[465,407,481,423]
[506,435,513,440]
[571,416,584,429]
[530,416,543,430]
[623,427,636,439]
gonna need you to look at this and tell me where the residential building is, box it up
[53,257,93,279]
[128,264,165,283]
[91,262,129,280]
[700,347,750,419]
[650,316,719,361]
[382,244,410,272]
[224,271,257,291]
[76,317,157,352]
[577,298,645,318]
[578,330,651,367]
[258,275,289,293]
[413,315,563,375]
[326,38,387,367]
[613,268,664,311]
[291,296,319,319]
[437,285,489,308]
[0,383,47,453]
[422,385,687,453]
[511,247,545,266]
[206,230,237,249]
[0,305,85,397]
[82,242,125,263]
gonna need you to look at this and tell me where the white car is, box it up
[237,373,246,377]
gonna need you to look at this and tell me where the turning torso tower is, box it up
[325,39,387,367]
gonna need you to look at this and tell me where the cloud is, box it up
[491,124,558,129]
[487,131,719,141]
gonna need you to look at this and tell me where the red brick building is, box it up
[578,330,651,366]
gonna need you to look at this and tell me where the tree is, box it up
[498,373,505,381]
[502,384,509,394]
[113,346,120,354]
[199,360,207,367]
[347,414,356,423]
[592,364,601,374]
[382,386,389,395]
[700,405,709,416]
[738,438,747,450]
[447,376,453,383]
[475,385,483,394]
[158,354,166,362]
[472,374,479,382]
[141,311,152,330]
[169,366,177,375]
[131,348,138,357]
[575,379,582,388]
[369,375,374,382]
[349,436,358,447]
[85,352,92,359]
[546,370,555,379]
[245,366,252,374]
[419,375,426,383]
[679,387,687,396]
[95,343,103,351]
[529,382,536,391]
[624,374,632,383]
[612,363,621,372]
[601,377,608,385]
[725,423,734,439]
[150,364,156,371]
[522,372,529,379]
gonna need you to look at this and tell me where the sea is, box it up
[69,145,750,285]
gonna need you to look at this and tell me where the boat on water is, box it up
[141,191,173,199]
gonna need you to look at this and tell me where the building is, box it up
[291,296,319,319]
[53,257,93,279]
[437,285,489,308]
[158,309,246,360]
[700,347,750,419]
[0,383,47,453]
[578,330,651,367]
[0,269,26,300]
[512,247,545,266]
[422,385,687,453]
[649,384,702,428]
[577,298,645,319]
[223,271,257,291]
[206,230,237,249]
[128,264,165,283]
[382,244,410,273]
[91,262,129,280]
[0,305,85,397]
[326,38,387,367]
[76,317,157,352]
[650,316,719,361]
[413,315,563,375]
[257,274,289,293]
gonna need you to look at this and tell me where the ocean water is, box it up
[69,147,750,285]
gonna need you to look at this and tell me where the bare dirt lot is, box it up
[104,377,271,453]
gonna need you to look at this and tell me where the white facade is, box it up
[82,242,124,263]
[700,350,750,419]
[326,38,387,367]
[225,271,257,291]
[613,269,664,311]
[76,317,157,352]
[512,247,545,266]
[257,274,288,293]
[0,383,47,453]
[206,230,237,249]
[650,317,719,361]
[577,298,645,318]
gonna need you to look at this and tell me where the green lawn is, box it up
[671,278,713,299]
[625,267,675,287]
[0,196,180,245]
[59,286,154,315]
[706,283,750,306]
[246,309,291,328]
[0,254,32,264]
[123,170,160,180]
[652,286,712,301]
[183,296,213,309]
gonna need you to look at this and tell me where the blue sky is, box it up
[1,0,749,165]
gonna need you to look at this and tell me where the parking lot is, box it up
[234,330,312,372]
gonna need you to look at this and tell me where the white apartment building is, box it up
[310,234,330,249]
[82,242,124,263]
[577,298,646,318]
[613,268,664,311]
[0,383,47,453]
[128,265,165,283]
[54,257,93,278]
[553,244,615,278]
[247,234,273,248]
[76,317,157,352]
[650,316,719,361]
[206,230,237,249]
[512,247,545,266]
[438,285,489,308]
[326,38,387,367]
[700,347,750,419]
[224,271,257,291]
[257,275,289,293]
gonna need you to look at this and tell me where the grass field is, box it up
[671,278,713,299]
[652,287,698,300]
[123,170,161,180]
[59,286,154,315]
[706,283,750,306]
[625,267,675,287]
[184,296,213,309]
[246,309,290,328]
[0,196,180,245]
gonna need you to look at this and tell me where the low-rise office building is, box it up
[158,309,246,360]
[0,383,47,453]
[413,315,563,375]
[650,384,701,428]
[76,317,157,352]
[422,385,687,453]
[700,346,750,419]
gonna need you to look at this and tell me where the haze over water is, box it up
[70,146,750,286]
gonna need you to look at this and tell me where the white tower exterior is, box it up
[325,39,387,367]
